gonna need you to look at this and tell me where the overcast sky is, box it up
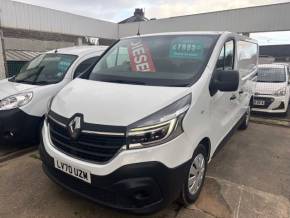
[13,0,290,45]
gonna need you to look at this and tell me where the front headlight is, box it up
[0,92,33,111]
[127,94,191,149]
[274,87,287,96]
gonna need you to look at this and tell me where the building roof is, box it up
[119,8,149,24]
[6,46,108,61]
[5,49,42,61]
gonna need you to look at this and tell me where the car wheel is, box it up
[239,106,250,130]
[178,145,207,206]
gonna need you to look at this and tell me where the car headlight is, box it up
[127,94,191,149]
[274,87,286,96]
[0,92,33,111]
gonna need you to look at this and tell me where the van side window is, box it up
[216,40,235,70]
[224,40,234,70]
[74,56,99,78]
[105,46,130,69]
[237,40,258,78]
[216,47,225,70]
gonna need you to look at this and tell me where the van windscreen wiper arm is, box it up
[104,79,146,85]
[33,81,56,85]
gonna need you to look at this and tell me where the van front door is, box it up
[209,40,240,149]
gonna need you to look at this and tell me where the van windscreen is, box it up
[89,35,219,87]
[12,53,77,85]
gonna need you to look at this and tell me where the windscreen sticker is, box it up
[128,41,156,72]
[169,38,204,60]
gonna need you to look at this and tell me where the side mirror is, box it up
[210,69,239,95]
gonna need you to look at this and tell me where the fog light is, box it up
[134,190,150,201]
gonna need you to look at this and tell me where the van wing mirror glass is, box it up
[211,69,239,93]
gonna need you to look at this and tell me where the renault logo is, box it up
[68,114,83,140]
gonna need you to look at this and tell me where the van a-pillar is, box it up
[0,32,6,79]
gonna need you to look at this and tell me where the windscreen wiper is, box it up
[13,66,45,84]
[33,81,55,85]
[8,76,16,82]
[13,80,34,84]
[104,79,146,85]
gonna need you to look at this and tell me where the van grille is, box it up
[47,113,126,163]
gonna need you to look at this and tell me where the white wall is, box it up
[4,37,75,51]
[0,0,118,39]
[118,3,290,38]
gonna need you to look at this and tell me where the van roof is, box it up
[46,45,108,56]
[123,31,223,39]
[122,31,256,43]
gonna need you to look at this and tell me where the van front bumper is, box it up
[0,109,42,146]
[39,140,190,214]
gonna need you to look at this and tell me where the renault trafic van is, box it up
[40,32,258,214]
[0,46,107,146]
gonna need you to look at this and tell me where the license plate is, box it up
[54,158,91,183]
[253,100,265,106]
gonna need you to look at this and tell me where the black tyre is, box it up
[178,145,207,206]
[239,106,250,130]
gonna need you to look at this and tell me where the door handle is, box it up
[239,90,244,94]
[230,95,237,100]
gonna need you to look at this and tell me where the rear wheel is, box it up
[178,145,207,206]
[239,106,250,130]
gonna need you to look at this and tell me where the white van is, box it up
[252,64,290,115]
[40,32,258,214]
[0,46,107,146]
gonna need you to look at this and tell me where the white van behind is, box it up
[40,32,258,214]
[0,46,107,146]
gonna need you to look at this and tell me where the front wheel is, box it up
[239,106,251,130]
[178,145,207,206]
